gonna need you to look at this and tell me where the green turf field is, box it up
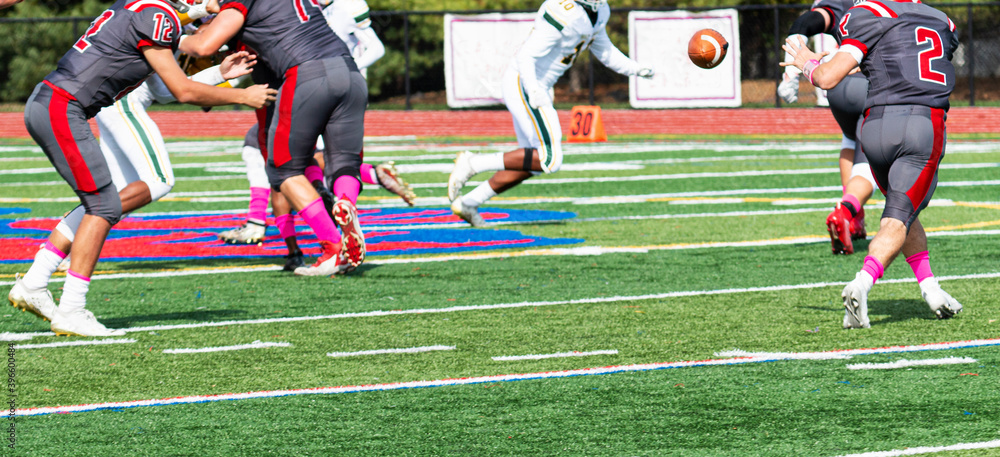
[1,137,998,456]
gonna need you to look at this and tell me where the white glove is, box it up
[527,87,551,110]
[777,72,800,104]
[186,0,210,20]
[637,67,655,79]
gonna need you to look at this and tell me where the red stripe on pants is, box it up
[44,81,96,193]
[273,66,298,168]
[255,107,269,161]
[906,108,945,211]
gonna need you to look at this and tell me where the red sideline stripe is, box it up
[4,108,1000,139]
[272,66,298,167]
[43,81,97,193]
[907,108,946,210]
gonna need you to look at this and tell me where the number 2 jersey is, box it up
[43,0,181,119]
[836,1,958,110]
[217,0,350,82]
[514,0,640,93]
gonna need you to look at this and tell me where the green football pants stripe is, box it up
[120,98,168,183]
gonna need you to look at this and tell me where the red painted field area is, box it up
[2,107,999,139]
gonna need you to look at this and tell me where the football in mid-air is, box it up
[688,29,729,69]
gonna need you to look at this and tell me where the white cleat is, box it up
[920,277,963,319]
[8,273,57,322]
[842,273,872,329]
[451,198,488,228]
[293,240,353,276]
[218,221,267,244]
[332,199,365,268]
[375,161,417,206]
[447,151,477,202]
[50,308,125,337]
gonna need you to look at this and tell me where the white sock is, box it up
[59,271,90,313]
[462,182,497,207]
[469,152,505,173]
[22,245,65,290]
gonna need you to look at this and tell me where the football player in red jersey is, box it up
[10,0,275,337]
[181,0,370,277]
[783,0,963,328]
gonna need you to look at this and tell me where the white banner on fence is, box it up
[629,9,741,108]
[444,13,535,108]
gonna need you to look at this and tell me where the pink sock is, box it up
[861,255,884,283]
[333,175,361,205]
[842,193,861,214]
[304,165,324,184]
[906,251,933,283]
[248,187,270,224]
[299,198,339,243]
[360,163,377,185]
[275,214,296,239]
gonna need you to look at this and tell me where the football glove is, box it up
[527,87,551,110]
[637,67,655,79]
[777,72,800,104]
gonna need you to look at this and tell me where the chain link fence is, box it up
[2,2,999,107]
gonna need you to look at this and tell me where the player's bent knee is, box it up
[80,185,123,225]
[850,163,877,191]
[147,180,173,202]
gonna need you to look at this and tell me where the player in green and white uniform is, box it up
[447,0,653,226]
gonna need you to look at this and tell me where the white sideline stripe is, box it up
[14,338,136,349]
[4,233,1000,290]
[326,345,455,358]
[492,350,618,361]
[3,272,998,342]
[16,337,1000,417]
[831,439,1000,457]
[718,339,1000,359]
[162,341,291,354]
[715,350,852,360]
[846,357,977,370]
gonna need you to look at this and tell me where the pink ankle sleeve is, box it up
[67,269,90,282]
[905,251,933,283]
[304,165,324,184]
[44,241,67,259]
[862,255,884,283]
[248,187,270,223]
[275,214,296,239]
[360,163,377,185]
[299,198,339,243]
[842,194,861,212]
[333,176,361,205]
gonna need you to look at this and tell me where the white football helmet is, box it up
[575,0,606,12]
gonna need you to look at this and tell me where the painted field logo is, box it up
[0,208,582,263]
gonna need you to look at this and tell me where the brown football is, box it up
[688,29,729,69]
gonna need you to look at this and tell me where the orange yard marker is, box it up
[566,105,607,143]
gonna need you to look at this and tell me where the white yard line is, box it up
[3,272,998,341]
[162,341,291,354]
[830,439,1000,457]
[845,357,977,370]
[326,345,455,358]
[492,350,619,361]
[13,338,136,349]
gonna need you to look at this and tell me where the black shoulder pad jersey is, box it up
[217,0,350,80]
[811,0,862,42]
[838,0,958,110]
[44,0,181,118]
